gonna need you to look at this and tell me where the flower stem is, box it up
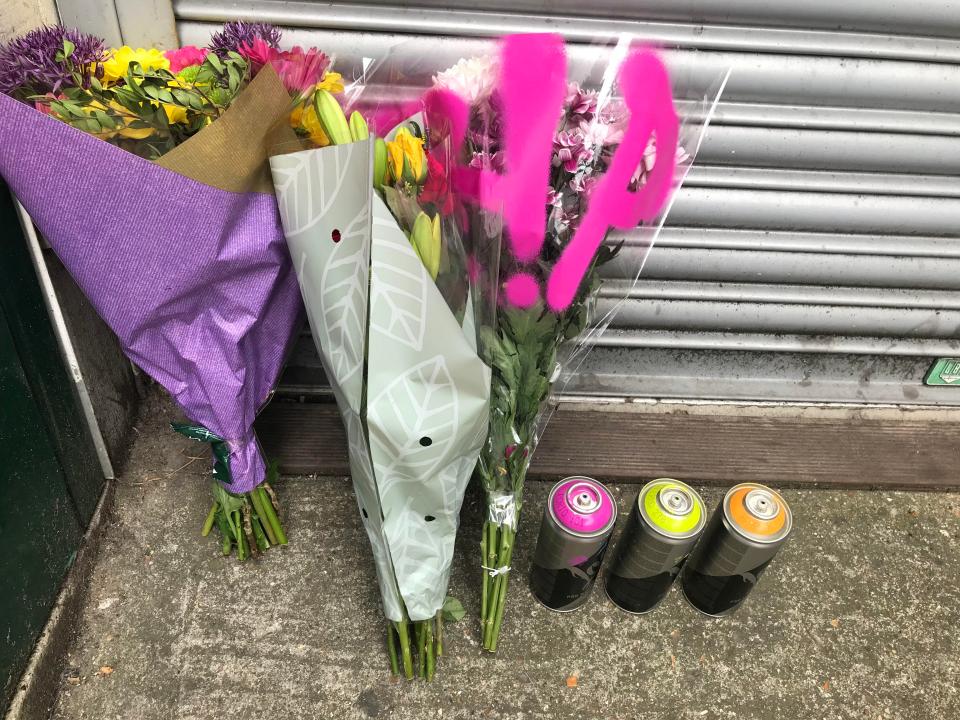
[386,622,400,676]
[488,531,515,652]
[435,610,443,658]
[483,526,515,652]
[425,620,435,681]
[256,485,287,545]
[201,503,217,536]
[480,526,489,625]
[482,521,498,641]
[394,619,414,679]
[416,621,427,679]
[249,488,278,546]
[251,512,270,551]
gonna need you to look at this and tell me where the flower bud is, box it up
[349,110,369,142]
[410,212,439,280]
[313,89,351,145]
[373,137,387,191]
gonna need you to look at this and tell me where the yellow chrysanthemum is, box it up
[102,46,170,84]
[290,103,330,147]
[315,71,344,95]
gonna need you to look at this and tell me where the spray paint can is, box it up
[529,476,617,612]
[604,479,706,614]
[680,483,792,616]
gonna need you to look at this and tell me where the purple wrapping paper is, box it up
[0,92,303,493]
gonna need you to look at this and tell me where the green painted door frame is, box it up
[0,182,105,710]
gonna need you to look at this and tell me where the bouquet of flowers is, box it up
[0,22,341,559]
[428,35,725,650]
[269,83,492,678]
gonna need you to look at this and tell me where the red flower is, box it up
[238,39,329,95]
[419,152,455,216]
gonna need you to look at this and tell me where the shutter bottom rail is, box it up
[256,401,960,489]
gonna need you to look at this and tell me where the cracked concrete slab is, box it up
[48,390,960,720]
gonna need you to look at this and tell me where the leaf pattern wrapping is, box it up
[367,192,492,620]
[368,356,458,499]
[271,144,372,410]
[318,208,369,400]
[343,409,404,622]
[272,141,491,623]
[271,144,356,237]
[370,211,428,351]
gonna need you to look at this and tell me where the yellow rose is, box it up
[385,127,425,184]
[102,46,170,84]
[290,103,330,147]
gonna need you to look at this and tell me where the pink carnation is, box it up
[164,45,207,73]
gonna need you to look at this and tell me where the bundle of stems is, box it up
[476,257,608,651]
[386,613,444,681]
[201,479,287,560]
[174,423,287,559]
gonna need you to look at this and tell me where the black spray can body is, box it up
[680,483,792,616]
[530,477,617,612]
[605,479,706,614]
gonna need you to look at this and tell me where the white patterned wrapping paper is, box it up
[271,138,491,621]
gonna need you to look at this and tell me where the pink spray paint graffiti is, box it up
[425,34,680,312]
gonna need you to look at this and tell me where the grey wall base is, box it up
[44,253,142,474]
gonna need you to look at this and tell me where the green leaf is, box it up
[171,88,194,106]
[441,596,465,622]
[213,483,246,515]
[92,109,115,129]
[205,53,224,73]
[227,63,241,91]
[62,39,75,58]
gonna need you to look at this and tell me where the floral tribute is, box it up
[0,22,344,559]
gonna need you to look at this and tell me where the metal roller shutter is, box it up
[172,0,960,405]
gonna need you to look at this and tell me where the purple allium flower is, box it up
[208,21,282,57]
[0,25,105,97]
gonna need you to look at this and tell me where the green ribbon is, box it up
[170,422,233,486]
